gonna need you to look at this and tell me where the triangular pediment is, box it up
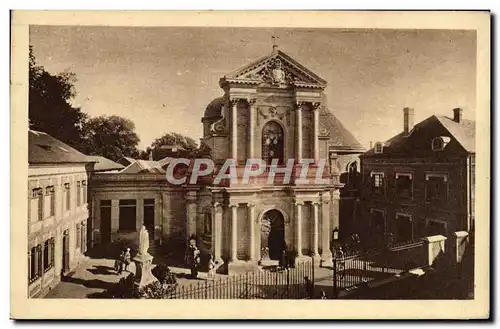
[222,50,326,89]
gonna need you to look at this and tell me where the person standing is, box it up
[123,248,131,272]
[207,254,216,280]
[185,237,200,279]
[115,250,125,274]
[304,276,314,299]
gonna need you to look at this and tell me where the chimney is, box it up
[453,108,463,123]
[403,107,414,136]
[148,151,153,161]
[369,141,373,149]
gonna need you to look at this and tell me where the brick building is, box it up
[359,107,475,245]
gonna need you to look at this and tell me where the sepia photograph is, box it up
[10,10,490,319]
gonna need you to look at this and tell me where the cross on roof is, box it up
[272,35,279,52]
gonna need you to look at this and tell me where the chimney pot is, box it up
[403,107,415,136]
[453,108,463,123]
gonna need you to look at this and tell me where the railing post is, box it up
[333,257,337,298]
[286,267,290,299]
[245,272,249,299]
[274,267,278,298]
[312,260,315,293]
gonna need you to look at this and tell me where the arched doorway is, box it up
[261,120,284,166]
[260,209,285,260]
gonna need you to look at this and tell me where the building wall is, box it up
[89,175,186,250]
[28,163,89,298]
[360,156,470,242]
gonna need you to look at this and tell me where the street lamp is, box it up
[332,227,339,241]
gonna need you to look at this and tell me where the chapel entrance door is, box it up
[260,210,285,261]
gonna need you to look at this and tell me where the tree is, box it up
[150,132,198,160]
[29,46,88,149]
[81,115,141,161]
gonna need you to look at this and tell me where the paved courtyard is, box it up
[45,254,229,299]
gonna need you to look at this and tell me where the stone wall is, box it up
[28,164,90,298]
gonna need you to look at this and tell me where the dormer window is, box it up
[432,136,451,151]
[374,142,383,154]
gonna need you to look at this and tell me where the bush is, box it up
[133,280,178,299]
[152,264,176,285]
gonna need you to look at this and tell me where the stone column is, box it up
[154,197,161,243]
[248,203,256,261]
[161,192,170,240]
[321,194,333,267]
[295,102,303,162]
[110,199,119,234]
[312,102,320,163]
[136,198,144,230]
[312,201,320,258]
[295,201,303,257]
[231,99,238,162]
[331,190,340,236]
[230,204,238,261]
[185,191,197,242]
[248,98,256,159]
[212,202,223,264]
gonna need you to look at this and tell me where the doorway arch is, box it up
[260,209,286,260]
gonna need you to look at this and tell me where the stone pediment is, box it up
[221,50,326,89]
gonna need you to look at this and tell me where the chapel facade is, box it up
[88,49,365,271]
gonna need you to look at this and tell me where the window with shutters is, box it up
[425,173,448,203]
[45,186,55,217]
[42,239,54,272]
[76,181,81,206]
[64,183,70,210]
[370,172,385,195]
[395,173,413,199]
[28,245,42,283]
[395,213,413,242]
[30,188,43,222]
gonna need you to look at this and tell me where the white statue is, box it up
[139,225,150,255]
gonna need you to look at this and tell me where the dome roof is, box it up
[203,97,224,119]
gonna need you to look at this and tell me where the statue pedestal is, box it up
[133,252,158,289]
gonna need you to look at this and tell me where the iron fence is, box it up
[169,260,314,299]
[332,238,425,297]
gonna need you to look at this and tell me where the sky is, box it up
[29,26,477,150]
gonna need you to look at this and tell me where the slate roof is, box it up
[436,116,475,153]
[362,115,476,157]
[87,155,125,172]
[321,108,366,153]
[29,130,94,165]
[120,159,166,174]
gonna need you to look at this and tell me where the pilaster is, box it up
[229,203,238,262]
[110,199,119,234]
